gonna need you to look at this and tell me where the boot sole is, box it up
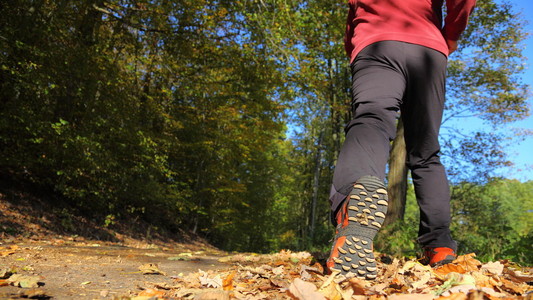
[329,176,388,280]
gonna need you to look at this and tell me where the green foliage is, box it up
[451,179,533,265]
[376,179,533,266]
[0,0,290,250]
[375,184,419,258]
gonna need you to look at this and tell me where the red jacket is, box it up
[345,0,476,62]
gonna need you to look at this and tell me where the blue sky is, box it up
[451,0,533,182]
[500,0,533,181]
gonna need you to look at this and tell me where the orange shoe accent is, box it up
[326,236,346,271]
[422,247,457,267]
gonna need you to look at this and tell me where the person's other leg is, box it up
[401,44,457,252]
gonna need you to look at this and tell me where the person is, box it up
[326,0,477,279]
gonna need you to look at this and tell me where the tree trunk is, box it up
[384,118,409,227]
[309,131,323,241]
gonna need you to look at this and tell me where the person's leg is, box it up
[400,44,457,252]
[329,41,405,220]
[327,41,406,279]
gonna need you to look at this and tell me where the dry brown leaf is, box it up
[466,290,485,300]
[410,271,432,291]
[195,290,230,300]
[481,261,504,276]
[470,271,494,288]
[19,289,49,299]
[138,288,166,298]
[138,263,166,275]
[434,263,467,277]
[223,271,236,291]
[441,284,476,296]
[504,267,533,283]
[270,278,288,288]
[500,278,526,295]
[288,278,326,300]
[0,245,19,257]
[436,293,468,300]
[368,283,388,295]
[340,288,354,300]
[317,278,342,300]
[382,258,401,279]
[312,262,324,275]
[6,274,42,288]
[452,253,482,272]
[318,273,338,290]
[199,270,223,288]
[348,278,368,296]
[388,294,435,300]
[368,295,387,300]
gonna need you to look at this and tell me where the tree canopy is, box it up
[0,0,530,263]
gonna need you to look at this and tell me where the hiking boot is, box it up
[420,247,457,267]
[326,176,388,280]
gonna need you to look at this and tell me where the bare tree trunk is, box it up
[309,132,323,241]
[384,118,409,226]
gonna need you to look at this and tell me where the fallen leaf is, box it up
[470,271,494,288]
[18,289,49,299]
[311,262,324,275]
[317,278,342,300]
[504,268,533,283]
[80,281,91,285]
[288,278,326,300]
[272,265,284,275]
[481,261,504,276]
[388,294,435,300]
[382,258,401,279]
[167,256,190,261]
[348,278,368,295]
[270,278,288,288]
[441,284,477,296]
[475,287,507,298]
[7,274,42,288]
[199,270,223,288]
[0,245,19,257]
[398,261,420,274]
[434,264,467,277]
[0,268,13,279]
[138,263,166,275]
[223,271,236,291]
[410,271,432,291]
[435,273,462,296]
[368,283,388,295]
[138,288,166,297]
[500,278,526,295]
[196,290,230,300]
[436,293,468,300]
[452,253,481,272]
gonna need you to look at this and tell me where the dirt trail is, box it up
[0,241,229,299]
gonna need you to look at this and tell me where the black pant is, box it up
[329,41,456,250]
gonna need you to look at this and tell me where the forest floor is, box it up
[0,187,532,299]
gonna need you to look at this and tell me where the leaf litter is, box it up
[128,251,532,299]
[1,243,530,299]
